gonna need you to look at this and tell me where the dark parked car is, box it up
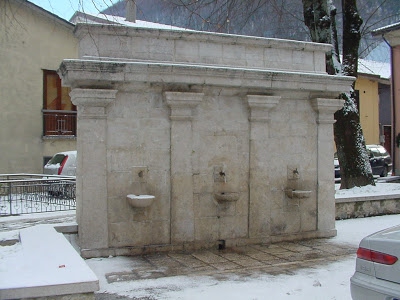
[367,145,392,177]
[334,145,392,179]
[334,153,340,180]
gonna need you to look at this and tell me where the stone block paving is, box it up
[104,239,357,283]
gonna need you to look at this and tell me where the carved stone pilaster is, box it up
[165,92,204,121]
[310,97,343,234]
[247,95,280,238]
[165,91,203,243]
[311,98,344,124]
[70,88,117,251]
[247,95,280,122]
[70,88,117,119]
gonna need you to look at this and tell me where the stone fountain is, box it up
[59,23,352,258]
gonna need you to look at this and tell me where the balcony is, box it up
[43,110,77,137]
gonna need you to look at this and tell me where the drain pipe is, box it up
[126,0,136,23]
[382,35,396,175]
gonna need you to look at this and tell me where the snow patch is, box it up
[335,182,400,198]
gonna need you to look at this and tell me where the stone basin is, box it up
[285,189,312,199]
[214,192,240,202]
[126,194,155,208]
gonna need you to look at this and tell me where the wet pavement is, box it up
[86,237,357,300]
[98,239,356,283]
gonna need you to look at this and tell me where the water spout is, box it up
[219,171,227,183]
[291,168,300,181]
[213,164,228,183]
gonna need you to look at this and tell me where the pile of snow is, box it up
[70,11,190,31]
[335,182,400,199]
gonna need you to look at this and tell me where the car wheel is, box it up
[380,166,389,177]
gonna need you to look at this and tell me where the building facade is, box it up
[356,59,391,148]
[373,22,400,175]
[0,0,77,173]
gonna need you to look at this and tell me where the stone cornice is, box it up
[70,88,117,119]
[165,92,204,121]
[70,88,117,107]
[60,60,354,95]
[247,95,281,122]
[310,98,344,124]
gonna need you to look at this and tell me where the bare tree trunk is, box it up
[303,0,374,189]
[330,4,341,73]
[303,0,336,75]
[334,93,375,188]
[334,0,375,189]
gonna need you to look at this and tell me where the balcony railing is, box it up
[43,110,77,136]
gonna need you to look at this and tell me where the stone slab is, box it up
[0,225,98,300]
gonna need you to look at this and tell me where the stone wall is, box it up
[60,24,353,258]
[336,195,400,219]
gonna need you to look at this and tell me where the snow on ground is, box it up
[335,180,400,198]
[85,214,400,300]
[1,181,400,299]
[88,258,356,299]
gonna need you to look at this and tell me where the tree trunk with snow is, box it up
[334,93,375,188]
[334,0,374,189]
[303,0,374,189]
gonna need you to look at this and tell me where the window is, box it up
[43,156,52,167]
[369,147,380,158]
[377,147,387,155]
[42,70,76,136]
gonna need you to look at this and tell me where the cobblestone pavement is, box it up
[99,239,356,283]
[91,238,356,299]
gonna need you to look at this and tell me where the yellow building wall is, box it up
[0,1,78,173]
[355,77,380,145]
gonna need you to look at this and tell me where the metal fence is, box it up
[0,174,76,216]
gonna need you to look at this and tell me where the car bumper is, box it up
[350,271,400,300]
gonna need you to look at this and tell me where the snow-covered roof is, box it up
[70,11,188,31]
[358,58,391,80]
[372,21,400,36]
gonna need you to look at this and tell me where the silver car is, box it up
[350,225,400,299]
